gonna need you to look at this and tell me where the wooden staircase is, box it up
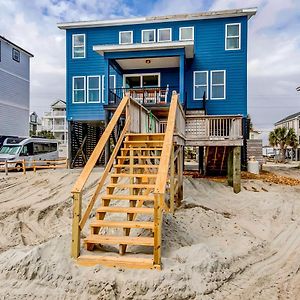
[71,93,185,270]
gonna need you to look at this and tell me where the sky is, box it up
[1,0,300,143]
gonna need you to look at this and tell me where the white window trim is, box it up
[123,72,161,88]
[141,29,156,43]
[119,31,133,45]
[179,26,194,41]
[87,76,101,103]
[193,71,208,100]
[72,76,86,104]
[157,28,172,42]
[102,75,116,103]
[210,70,226,100]
[72,34,86,59]
[225,23,241,51]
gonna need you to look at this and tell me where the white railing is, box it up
[185,115,243,140]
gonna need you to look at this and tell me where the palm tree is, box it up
[269,127,298,162]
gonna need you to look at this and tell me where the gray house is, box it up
[0,35,33,137]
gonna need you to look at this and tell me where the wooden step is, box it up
[125,133,165,137]
[117,156,161,159]
[111,173,157,179]
[121,148,162,151]
[96,206,154,214]
[84,234,154,246]
[114,164,159,169]
[90,220,154,229]
[101,194,155,201]
[107,183,156,189]
[124,141,163,145]
[77,255,159,269]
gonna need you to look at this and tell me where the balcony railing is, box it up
[185,115,243,140]
[44,111,66,117]
[108,86,179,106]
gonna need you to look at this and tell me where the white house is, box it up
[41,100,68,144]
[275,112,300,160]
[0,35,33,137]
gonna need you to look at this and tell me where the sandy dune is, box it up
[0,167,300,299]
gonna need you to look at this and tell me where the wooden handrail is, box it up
[154,92,179,195]
[72,95,129,193]
[79,117,130,230]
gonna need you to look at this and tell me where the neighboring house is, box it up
[29,112,40,136]
[41,100,68,144]
[275,112,300,160]
[0,35,33,137]
[58,7,256,168]
[249,129,262,140]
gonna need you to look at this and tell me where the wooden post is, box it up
[170,146,175,213]
[233,146,241,193]
[22,159,26,174]
[153,193,162,267]
[71,191,82,258]
[177,146,183,206]
[5,160,8,176]
[227,148,233,187]
[33,160,36,173]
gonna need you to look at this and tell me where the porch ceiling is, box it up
[93,41,194,58]
[116,56,179,70]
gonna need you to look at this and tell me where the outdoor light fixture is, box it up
[146,59,151,64]
[296,86,300,92]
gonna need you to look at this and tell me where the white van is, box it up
[0,137,59,169]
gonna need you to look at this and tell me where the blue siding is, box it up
[66,16,248,121]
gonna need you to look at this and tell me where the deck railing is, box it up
[185,115,243,140]
[108,86,179,106]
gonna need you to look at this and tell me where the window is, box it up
[72,34,85,58]
[210,70,226,100]
[12,48,20,62]
[119,31,133,44]
[142,29,156,43]
[72,76,86,103]
[158,28,172,42]
[193,71,208,100]
[225,23,241,50]
[87,76,101,103]
[102,75,116,103]
[179,27,194,41]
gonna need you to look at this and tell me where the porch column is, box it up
[105,59,110,104]
[179,53,185,103]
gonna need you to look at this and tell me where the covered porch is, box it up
[93,41,194,108]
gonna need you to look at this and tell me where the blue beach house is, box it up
[58,7,256,170]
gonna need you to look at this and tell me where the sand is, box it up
[0,166,300,299]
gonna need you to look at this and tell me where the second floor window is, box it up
[179,27,194,41]
[158,28,172,42]
[73,76,86,103]
[194,71,208,100]
[119,31,133,44]
[72,34,85,59]
[226,23,241,50]
[12,48,20,62]
[87,76,101,103]
[211,70,226,100]
[142,29,156,43]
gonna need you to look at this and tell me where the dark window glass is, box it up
[12,48,20,62]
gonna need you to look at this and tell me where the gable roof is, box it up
[58,7,257,30]
[0,35,34,57]
[51,99,66,108]
[275,112,300,125]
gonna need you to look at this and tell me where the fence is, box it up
[0,159,68,174]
